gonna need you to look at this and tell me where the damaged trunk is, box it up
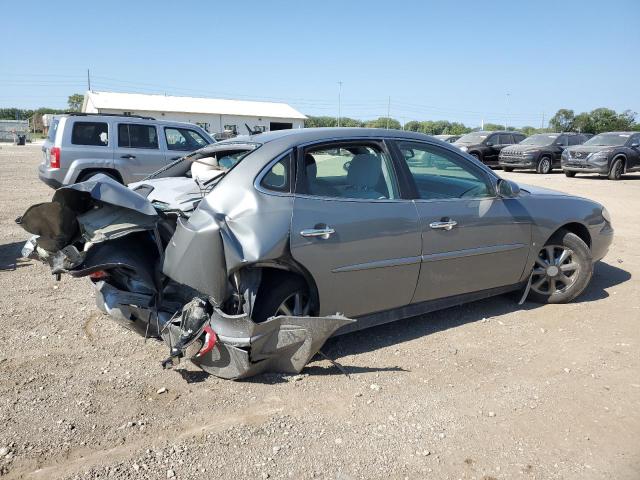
[17,174,352,379]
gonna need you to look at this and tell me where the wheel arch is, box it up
[234,259,320,315]
[611,154,627,172]
[76,168,124,184]
[551,222,591,248]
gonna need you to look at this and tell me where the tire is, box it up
[251,275,311,323]
[470,153,481,161]
[608,157,624,180]
[502,166,514,172]
[528,229,592,304]
[564,171,576,178]
[536,156,552,174]
[77,170,121,184]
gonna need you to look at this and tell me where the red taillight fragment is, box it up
[89,270,108,280]
[50,147,61,169]
[195,326,217,358]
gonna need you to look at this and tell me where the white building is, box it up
[82,91,307,136]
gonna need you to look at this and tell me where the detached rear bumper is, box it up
[94,281,354,380]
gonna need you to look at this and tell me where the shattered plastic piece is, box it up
[178,308,354,380]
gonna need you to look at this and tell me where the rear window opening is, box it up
[71,121,109,146]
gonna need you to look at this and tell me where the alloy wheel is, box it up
[539,157,551,174]
[531,245,580,296]
[275,292,311,317]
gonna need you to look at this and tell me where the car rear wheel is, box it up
[528,229,592,304]
[536,156,552,174]
[502,166,514,172]
[608,158,624,180]
[470,153,480,161]
[564,171,576,178]
[251,275,311,323]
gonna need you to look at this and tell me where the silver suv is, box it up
[39,113,213,188]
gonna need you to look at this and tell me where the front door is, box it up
[290,141,421,317]
[394,140,531,303]
[115,122,167,184]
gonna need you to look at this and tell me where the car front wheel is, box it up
[608,158,624,180]
[536,156,552,174]
[502,166,514,172]
[528,229,592,304]
[564,171,576,178]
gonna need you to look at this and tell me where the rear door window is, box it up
[165,127,209,151]
[556,135,569,146]
[498,134,514,145]
[118,124,158,149]
[71,121,109,146]
[301,143,398,200]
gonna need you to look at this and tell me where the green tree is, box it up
[520,126,540,136]
[67,93,84,112]
[549,109,575,132]
[364,117,402,129]
[404,121,421,132]
[483,123,505,131]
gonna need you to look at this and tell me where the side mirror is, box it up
[631,143,640,148]
[497,179,520,198]
[485,141,494,147]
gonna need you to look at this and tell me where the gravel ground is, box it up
[0,144,638,480]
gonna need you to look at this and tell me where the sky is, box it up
[1,0,639,128]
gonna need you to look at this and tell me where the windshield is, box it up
[584,133,629,147]
[455,132,488,144]
[520,134,558,146]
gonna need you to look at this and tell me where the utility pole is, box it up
[337,81,342,127]
[541,112,545,130]
[505,92,510,130]
[386,96,391,129]
[87,69,91,91]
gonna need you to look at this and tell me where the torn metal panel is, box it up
[162,212,228,305]
[77,204,158,243]
[52,174,158,216]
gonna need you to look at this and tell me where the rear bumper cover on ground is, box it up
[95,280,354,379]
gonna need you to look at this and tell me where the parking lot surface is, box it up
[0,144,638,480]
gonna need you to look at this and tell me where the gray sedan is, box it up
[18,128,613,379]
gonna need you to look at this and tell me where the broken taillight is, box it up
[50,147,61,169]
[195,326,217,358]
[89,270,108,280]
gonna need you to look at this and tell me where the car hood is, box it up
[567,145,614,154]
[129,173,224,213]
[517,183,570,197]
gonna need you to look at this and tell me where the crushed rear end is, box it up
[17,174,351,379]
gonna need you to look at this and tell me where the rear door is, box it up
[392,140,531,302]
[115,122,166,183]
[289,140,421,318]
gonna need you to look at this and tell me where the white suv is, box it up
[39,113,214,188]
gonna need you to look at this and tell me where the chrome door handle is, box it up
[300,227,335,239]
[429,220,458,231]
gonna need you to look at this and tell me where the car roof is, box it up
[217,127,438,147]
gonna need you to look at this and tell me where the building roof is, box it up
[83,91,307,120]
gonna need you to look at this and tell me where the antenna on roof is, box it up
[87,69,91,91]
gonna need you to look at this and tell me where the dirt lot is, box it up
[0,143,638,480]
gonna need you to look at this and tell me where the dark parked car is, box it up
[562,132,640,180]
[499,133,589,174]
[453,131,526,167]
[19,128,613,379]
